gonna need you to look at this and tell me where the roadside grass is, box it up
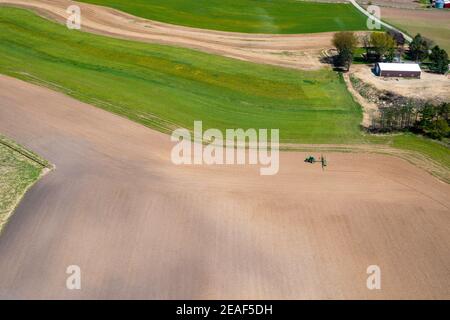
[77,0,368,34]
[0,7,364,144]
[0,135,49,233]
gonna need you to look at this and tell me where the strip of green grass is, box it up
[0,135,48,232]
[369,134,450,171]
[0,7,363,144]
[78,0,368,34]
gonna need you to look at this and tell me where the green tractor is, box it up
[304,156,316,163]
[304,154,327,170]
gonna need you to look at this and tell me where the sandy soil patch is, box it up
[342,72,380,128]
[0,75,449,299]
[351,64,450,103]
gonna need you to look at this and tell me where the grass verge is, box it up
[370,134,450,172]
[0,135,51,233]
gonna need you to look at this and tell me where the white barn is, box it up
[375,63,422,78]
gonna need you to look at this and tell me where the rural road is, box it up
[0,0,337,70]
[0,75,449,299]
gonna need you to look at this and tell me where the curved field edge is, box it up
[77,0,368,34]
[372,134,450,184]
[0,135,52,234]
[0,7,363,144]
[0,8,448,182]
[283,134,450,184]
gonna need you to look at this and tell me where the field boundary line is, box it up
[0,166,51,234]
[281,143,450,184]
[0,136,53,234]
[0,136,51,169]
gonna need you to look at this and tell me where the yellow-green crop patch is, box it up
[0,136,49,232]
[0,7,363,143]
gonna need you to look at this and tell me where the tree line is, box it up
[373,101,449,141]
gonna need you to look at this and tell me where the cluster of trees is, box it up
[332,31,449,74]
[429,46,449,74]
[362,31,399,63]
[332,31,401,71]
[409,34,449,74]
[409,33,432,62]
[331,30,450,141]
[331,31,358,71]
[373,101,449,140]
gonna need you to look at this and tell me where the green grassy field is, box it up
[78,0,368,34]
[0,136,48,233]
[0,7,363,144]
[0,8,448,177]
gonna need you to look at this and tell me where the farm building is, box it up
[374,63,422,78]
[434,0,450,8]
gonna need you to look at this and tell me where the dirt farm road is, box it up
[0,75,449,299]
[0,0,337,70]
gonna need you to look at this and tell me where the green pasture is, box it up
[78,0,368,34]
[0,8,448,176]
[0,7,363,144]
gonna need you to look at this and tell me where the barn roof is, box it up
[377,63,421,72]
